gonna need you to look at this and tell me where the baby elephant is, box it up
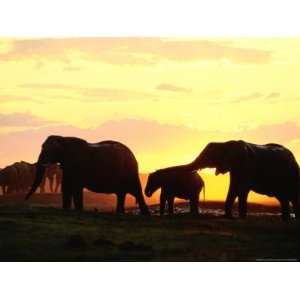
[145,169,205,215]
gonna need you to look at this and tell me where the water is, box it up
[129,203,285,217]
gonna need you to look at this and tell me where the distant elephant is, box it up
[54,166,62,193]
[145,169,205,215]
[0,164,19,194]
[45,163,62,193]
[17,161,46,193]
[26,135,150,215]
[162,140,300,221]
[0,168,3,194]
[0,168,4,194]
[23,161,61,194]
[13,161,33,192]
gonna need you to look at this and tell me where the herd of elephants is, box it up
[0,135,300,222]
[0,162,62,195]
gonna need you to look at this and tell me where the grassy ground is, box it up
[0,194,299,261]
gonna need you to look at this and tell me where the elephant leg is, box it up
[279,198,291,222]
[160,193,167,215]
[133,182,150,216]
[116,193,126,214]
[291,198,300,220]
[40,177,46,193]
[168,197,174,215]
[73,188,83,211]
[224,184,237,218]
[7,185,13,194]
[238,190,249,219]
[190,196,199,215]
[61,179,72,210]
[49,176,54,193]
[54,178,60,193]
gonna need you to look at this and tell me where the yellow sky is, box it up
[1,38,300,203]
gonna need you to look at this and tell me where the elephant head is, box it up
[145,171,161,197]
[25,135,65,200]
[190,140,247,175]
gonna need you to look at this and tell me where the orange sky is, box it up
[1,38,300,203]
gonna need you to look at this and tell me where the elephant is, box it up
[0,168,2,194]
[162,140,300,222]
[0,164,19,194]
[22,161,61,194]
[0,168,4,194]
[45,163,62,193]
[145,169,205,215]
[16,161,46,193]
[25,135,150,215]
[13,161,33,193]
[2,161,60,194]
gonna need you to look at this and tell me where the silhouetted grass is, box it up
[0,195,299,261]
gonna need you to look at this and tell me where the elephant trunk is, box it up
[151,155,206,175]
[25,163,45,200]
[169,156,207,172]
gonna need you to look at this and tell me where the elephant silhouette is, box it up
[161,140,300,222]
[26,135,150,215]
[145,168,205,215]
[0,164,18,194]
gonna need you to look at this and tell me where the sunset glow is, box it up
[1,38,300,203]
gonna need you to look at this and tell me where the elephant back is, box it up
[88,140,139,177]
[3,164,18,184]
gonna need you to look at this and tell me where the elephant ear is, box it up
[222,140,248,173]
[42,136,66,158]
[39,135,65,164]
[44,135,64,149]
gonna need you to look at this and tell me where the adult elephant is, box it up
[13,161,33,192]
[0,168,2,194]
[163,140,300,221]
[16,161,46,193]
[25,135,150,215]
[24,161,60,193]
[0,168,4,194]
[0,164,19,194]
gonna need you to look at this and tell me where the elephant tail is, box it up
[202,182,206,210]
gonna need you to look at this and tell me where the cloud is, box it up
[0,119,225,168]
[236,92,264,102]
[233,91,281,103]
[239,122,300,144]
[0,112,56,127]
[63,66,83,72]
[1,119,300,168]
[0,38,272,65]
[19,83,153,102]
[0,94,36,102]
[265,92,280,99]
[19,83,72,90]
[156,83,191,93]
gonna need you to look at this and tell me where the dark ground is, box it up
[0,193,299,262]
